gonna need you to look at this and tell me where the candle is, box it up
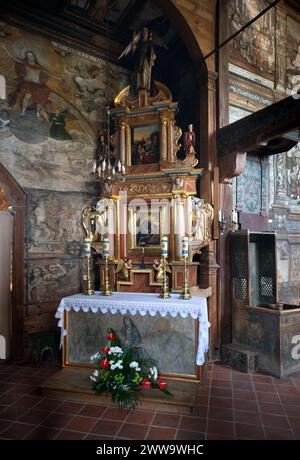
[218,209,222,222]
[161,236,168,258]
[83,237,91,255]
[182,236,189,258]
[102,237,110,258]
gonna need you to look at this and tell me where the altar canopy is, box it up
[56,292,209,366]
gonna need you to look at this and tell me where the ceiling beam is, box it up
[217,95,300,159]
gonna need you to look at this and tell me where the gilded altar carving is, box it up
[119,181,172,195]
[190,198,214,251]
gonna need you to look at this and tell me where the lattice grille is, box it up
[260,276,274,297]
[233,277,248,300]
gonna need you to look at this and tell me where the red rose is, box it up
[102,347,110,353]
[100,359,110,368]
[158,380,167,390]
[107,333,116,340]
[141,378,151,389]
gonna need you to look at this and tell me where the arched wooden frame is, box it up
[0,163,26,362]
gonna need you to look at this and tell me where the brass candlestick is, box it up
[102,256,112,296]
[86,253,94,296]
[159,258,171,299]
[180,257,191,300]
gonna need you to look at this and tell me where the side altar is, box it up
[56,291,210,382]
[59,41,214,392]
[82,78,214,295]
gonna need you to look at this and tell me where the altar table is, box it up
[56,292,210,376]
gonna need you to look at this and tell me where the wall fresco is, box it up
[67,310,197,376]
[26,189,95,255]
[0,23,129,330]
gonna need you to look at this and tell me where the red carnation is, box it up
[100,359,110,368]
[102,347,110,353]
[107,333,116,340]
[158,380,167,390]
[141,378,151,389]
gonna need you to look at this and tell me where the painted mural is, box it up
[0,23,129,320]
[27,189,94,255]
[286,143,300,202]
[236,156,268,214]
[229,1,300,89]
[67,310,196,376]
[0,22,129,191]
[287,15,300,91]
[229,0,275,76]
[28,258,81,304]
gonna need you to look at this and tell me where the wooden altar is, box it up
[56,291,210,382]
[81,78,214,295]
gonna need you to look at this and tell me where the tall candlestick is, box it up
[161,236,168,259]
[83,237,94,296]
[103,237,110,258]
[180,236,191,300]
[182,236,189,259]
[102,237,111,296]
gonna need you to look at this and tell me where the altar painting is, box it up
[66,310,197,377]
[131,124,160,165]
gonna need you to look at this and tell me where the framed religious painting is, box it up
[127,201,169,253]
[131,124,160,165]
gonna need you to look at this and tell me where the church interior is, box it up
[0,0,300,442]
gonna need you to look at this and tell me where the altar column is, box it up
[125,123,131,166]
[120,122,126,165]
[107,199,116,258]
[173,195,186,260]
[160,117,168,161]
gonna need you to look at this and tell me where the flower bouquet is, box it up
[90,327,172,409]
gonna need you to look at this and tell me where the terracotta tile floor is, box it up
[0,361,300,440]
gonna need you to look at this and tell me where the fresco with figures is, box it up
[0,22,129,313]
[67,311,197,376]
[229,0,300,88]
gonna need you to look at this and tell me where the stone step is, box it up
[221,343,259,374]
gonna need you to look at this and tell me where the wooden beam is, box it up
[217,95,300,158]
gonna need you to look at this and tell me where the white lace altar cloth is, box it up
[56,292,210,365]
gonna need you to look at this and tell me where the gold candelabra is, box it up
[159,258,171,299]
[102,255,112,296]
[86,253,94,296]
[180,256,191,300]
[82,237,94,296]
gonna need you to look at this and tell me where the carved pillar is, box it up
[275,153,287,202]
[107,199,116,258]
[173,195,186,260]
[199,70,220,358]
[125,123,131,166]
[120,122,126,165]
[160,117,168,161]
[272,153,288,230]
[167,119,173,162]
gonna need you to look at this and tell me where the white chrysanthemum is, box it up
[129,361,139,368]
[93,370,99,377]
[149,367,158,380]
[108,346,123,355]
[90,352,100,362]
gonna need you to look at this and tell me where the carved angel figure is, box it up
[153,258,171,282]
[115,258,132,281]
[118,26,167,96]
[81,206,104,242]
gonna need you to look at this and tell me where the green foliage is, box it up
[90,327,172,410]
